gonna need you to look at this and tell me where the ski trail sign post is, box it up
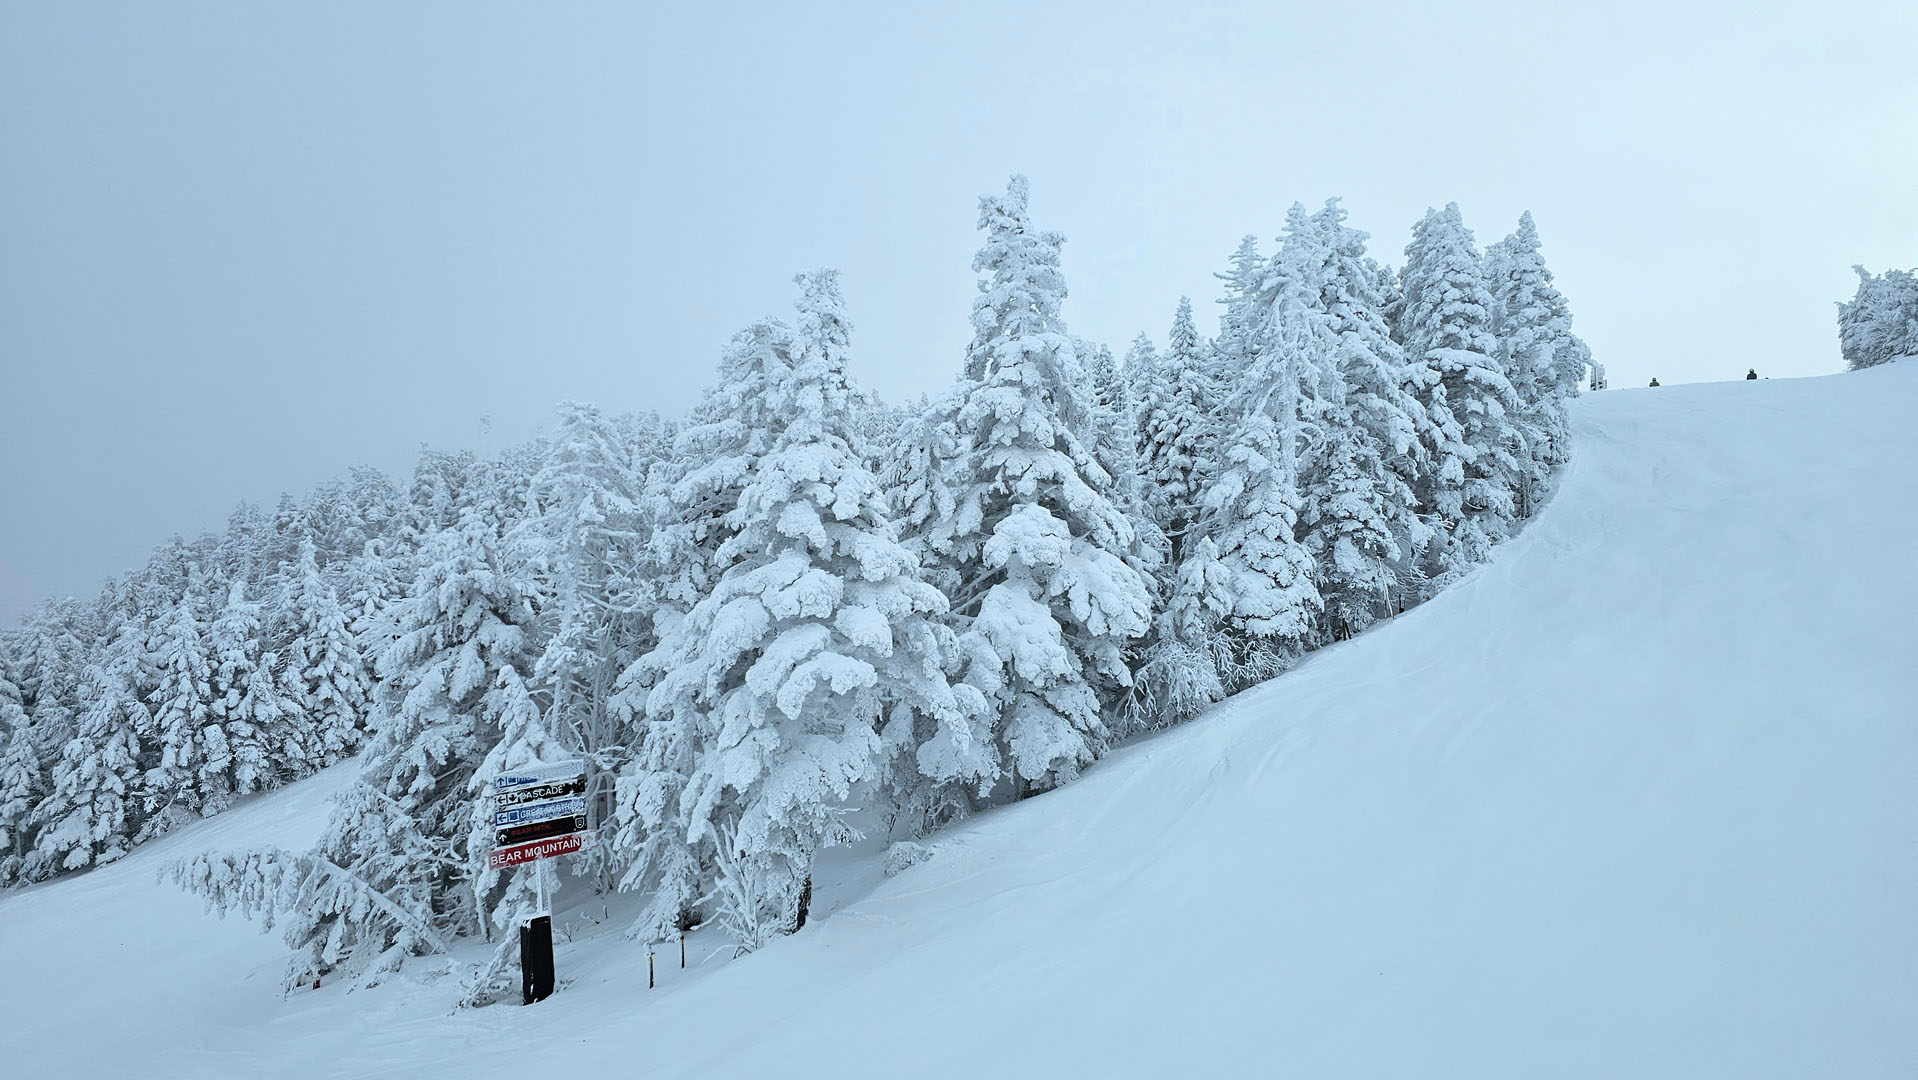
[486,759,591,1005]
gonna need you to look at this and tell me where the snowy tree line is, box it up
[1838,264,1918,371]
[2,178,1593,995]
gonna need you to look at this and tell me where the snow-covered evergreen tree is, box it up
[632,271,981,947]
[645,319,797,617]
[0,677,40,882]
[199,579,280,814]
[1081,339,1141,511]
[1397,203,1524,576]
[880,392,963,577]
[604,319,799,918]
[1136,297,1220,562]
[1838,264,1918,371]
[145,581,217,831]
[29,636,150,873]
[278,509,543,984]
[276,537,373,769]
[1211,235,1267,385]
[929,176,1152,791]
[1121,332,1160,392]
[1296,201,1430,632]
[1175,216,1325,678]
[521,401,655,846]
[1487,211,1588,516]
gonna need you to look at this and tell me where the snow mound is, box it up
[3,367,1914,1078]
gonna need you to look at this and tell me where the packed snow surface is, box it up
[4,367,1914,1077]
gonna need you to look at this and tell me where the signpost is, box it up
[486,759,590,1005]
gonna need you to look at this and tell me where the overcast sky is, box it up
[2,0,1913,623]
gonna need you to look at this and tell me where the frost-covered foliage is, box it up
[1837,265,1918,371]
[1174,208,1328,676]
[620,271,981,946]
[275,538,373,771]
[1397,203,1525,577]
[1289,203,1428,637]
[7,179,1590,987]
[926,176,1153,793]
[1135,298,1220,561]
[291,510,546,982]
[1487,211,1591,516]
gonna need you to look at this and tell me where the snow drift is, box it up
[2,366,1913,1078]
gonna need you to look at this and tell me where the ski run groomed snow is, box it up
[2,365,1914,1077]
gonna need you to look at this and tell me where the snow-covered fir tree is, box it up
[930,176,1152,791]
[145,581,218,832]
[520,401,656,847]
[1486,211,1589,516]
[1081,339,1141,512]
[1837,264,1918,371]
[0,675,40,882]
[30,634,151,873]
[1211,235,1267,385]
[1135,297,1221,563]
[879,392,963,578]
[275,537,373,770]
[1295,201,1430,632]
[603,318,800,921]
[1396,203,1524,577]
[273,509,543,985]
[630,271,982,946]
[1175,215,1325,681]
[199,578,281,814]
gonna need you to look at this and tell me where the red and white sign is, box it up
[488,830,590,870]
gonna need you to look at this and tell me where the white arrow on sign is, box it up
[490,760,586,794]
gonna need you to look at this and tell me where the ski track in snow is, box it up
[2,367,1914,1078]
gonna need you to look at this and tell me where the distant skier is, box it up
[1746,368,1758,380]
[1649,377,1660,387]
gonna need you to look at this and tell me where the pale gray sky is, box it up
[3,0,1914,623]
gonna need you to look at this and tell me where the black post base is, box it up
[520,915,555,1005]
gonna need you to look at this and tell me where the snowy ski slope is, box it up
[2,366,1913,1078]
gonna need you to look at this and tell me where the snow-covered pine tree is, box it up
[521,402,654,839]
[29,633,151,873]
[604,318,798,921]
[1122,332,1161,393]
[645,318,797,619]
[1396,203,1524,577]
[276,537,373,769]
[0,675,40,882]
[635,271,981,948]
[1486,211,1588,516]
[1838,265,1918,371]
[1174,213,1325,682]
[930,176,1152,792]
[1211,235,1268,386]
[5,600,94,883]
[879,391,963,579]
[275,508,544,985]
[12,599,93,755]
[403,448,485,546]
[1081,339,1141,512]
[1296,201,1430,633]
[144,578,218,832]
[199,579,281,814]
[1136,297,1221,564]
[214,502,275,594]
